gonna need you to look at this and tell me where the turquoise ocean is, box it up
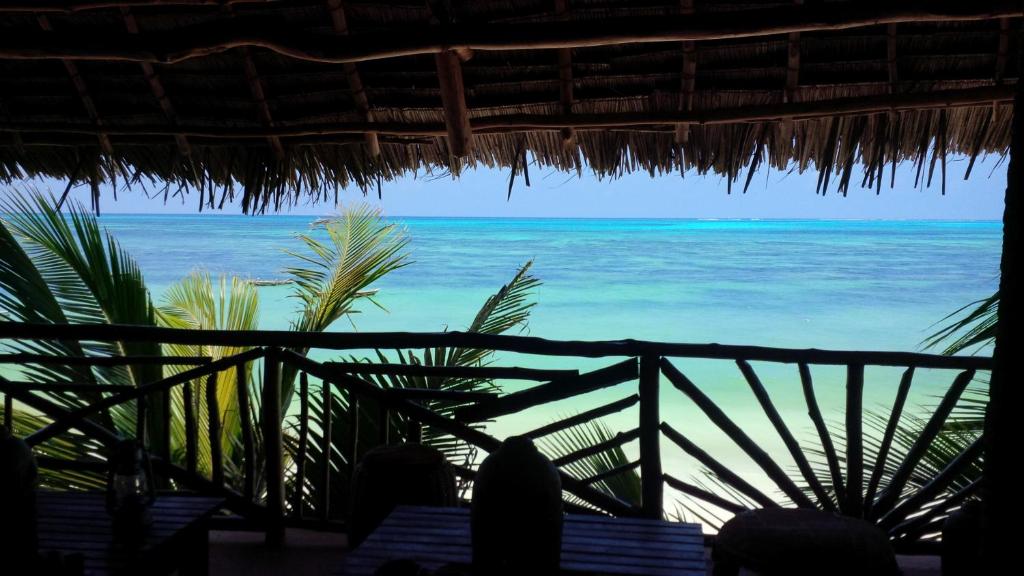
[100,215,1001,500]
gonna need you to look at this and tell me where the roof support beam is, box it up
[555,0,574,149]
[221,1,284,160]
[674,0,696,147]
[0,2,1019,65]
[887,23,899,93]
[2,85,1011,140]
[0,1,271,12]
[121,7,190,157]
[427,2,473,158]
[0,98,23,150]
[434,49,472,157]
[327,0,379,157]
[996,17,1010,84]
[239,49,285,161]
[782,0,803,138]
[37,15,113,156]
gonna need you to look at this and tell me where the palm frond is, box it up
[0,189,159,388]
[0,214,99,388]
[278,204,410,410]
[2,407,107,491]
[0,188,154,437]
[349,261,539,458]
[284,204,410,335]
[539,418,641,508]
[288,261,540,517]
[157,271,260,481]
[922,291,998,356]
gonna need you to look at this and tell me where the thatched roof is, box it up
[0,1,1020,212]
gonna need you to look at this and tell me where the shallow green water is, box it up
[97,215,1000,501]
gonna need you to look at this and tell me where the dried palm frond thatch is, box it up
[0,1,1020,211]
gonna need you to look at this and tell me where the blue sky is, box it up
[21,153,1009,219]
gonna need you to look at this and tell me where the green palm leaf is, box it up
[157,272,260,481]
[1,189,160,445]
[280,204,410,405]
[1,216,101,389]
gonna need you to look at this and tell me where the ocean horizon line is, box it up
[89,213,1004,224]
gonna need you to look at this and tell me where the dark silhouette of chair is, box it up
[349,443,457,548]
[713,508,900,576]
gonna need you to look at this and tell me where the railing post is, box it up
[206,372,223,488]
[182,382,197,474]
[320,381,333,523]
[2,392,11,430]
[135,394,147,442]
[408,419,423,444]
[347,392,359,474]
[378,403,390,446]
[845,364,864,516]
[262,347,285,546]
[293,372,310,520]
[639,355,663,519]
[237,364,255,502]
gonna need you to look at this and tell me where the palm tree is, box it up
[1,189,162,482]
[1,189,408,503]
[290,261,543,516]
[157,272,261,483]
[1,189,547,521]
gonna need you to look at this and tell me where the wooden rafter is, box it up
[674,0,696,147]
[555,0,574,149]
[220,3,284,161]
[0,97,23,150]
[434,50,472,157]
[786,0,803,102]
[429,3,472,158]
[996,17,1010,84]
[239,49,285,160]
[326,0,379,157]
[37,15,113,156]
[121,7,189,157]
[2,85,1011,140]
[781,0,803,138]
[785,39,800,102]
[887,23,899,93]
[1,2,1019,65]
[0,0,272,12]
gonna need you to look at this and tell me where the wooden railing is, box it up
[0,321,991,549]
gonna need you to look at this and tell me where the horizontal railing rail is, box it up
[0,321,991,550]
[0,321,994,369]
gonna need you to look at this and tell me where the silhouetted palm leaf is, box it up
[922,291,998,356]
[292,261,539,517]
[540,418,642,508]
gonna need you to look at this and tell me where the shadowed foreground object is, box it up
[349,443,456,548]
[713,508,900,576]
[0,426,38,566]
[471,436,563,575]
[343,506,707,575]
